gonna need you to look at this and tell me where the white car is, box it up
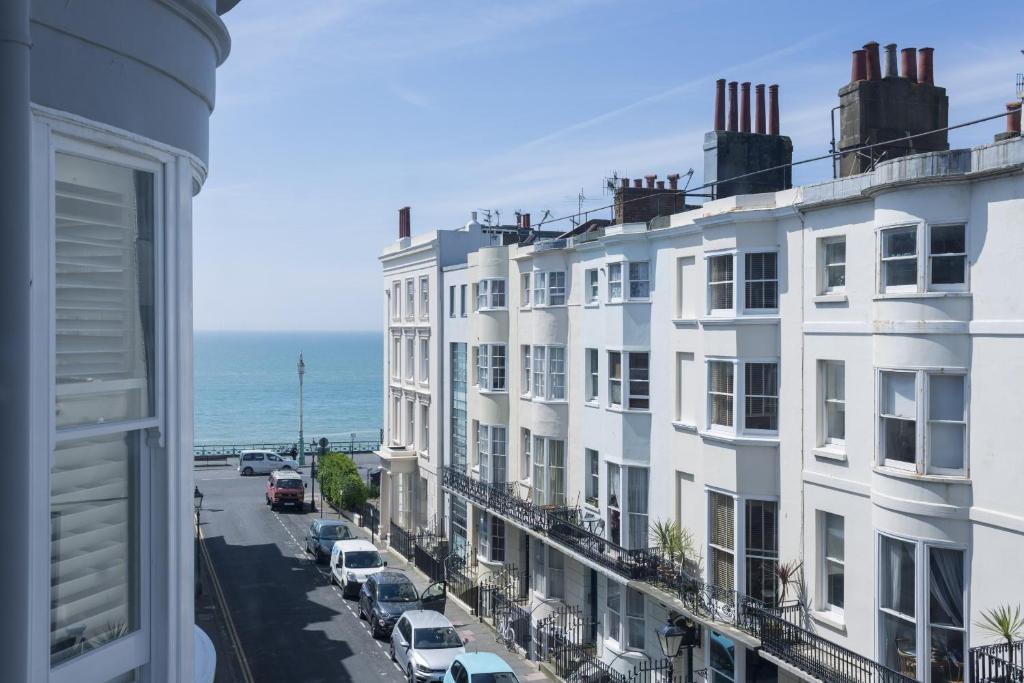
[391,610,466,683]
[329,538,386,598]
[237,449,299,476]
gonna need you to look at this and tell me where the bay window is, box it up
[708,361,735,428]
[533,271,547,306]
[879,370,966,474]
[708,360,779,434]
[476,423,507,484]
[532,437,565,506]
[608,262,623,301]
[607,351,649,410]
[708,254,734,312]
[744,252,778,310]
[606,464,648,549]
[476,344,506,392]
[521,272,531,306]
[528,345,565,401]
[881,224,968,294]
[744,362,778,431]
[548,271,566,305]
[628,261,650,299]
[51,152,158,667]
[476,278,506,310]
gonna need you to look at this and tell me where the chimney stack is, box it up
[850,49,867,82]
[864,42,881,80]
[883,43,898,78]
[714,79,726,131]
[656,180,665,190]
[621,178,630,189]
[900,47,917,80]
[667,173,680,190]
[398,206,411,239]
[644,174,657,189]
[998,101,1022,141]
[768,84,780,135]
[740,82,751,133]
[613,172,689,224]
[633,178,643,188]
[521,213,531,229]
[727,81,738,132]
[917,47,934,85]
[755,84,766,134]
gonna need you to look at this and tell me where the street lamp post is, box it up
[297,352,305,467]
[657,616,700,683]
[193,486,204,598]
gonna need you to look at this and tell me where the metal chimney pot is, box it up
[883,43,898,78]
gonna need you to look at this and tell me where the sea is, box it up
[193,331,383,445]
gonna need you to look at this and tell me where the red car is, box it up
[265,470,305,511]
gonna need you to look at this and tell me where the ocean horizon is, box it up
[193,330,383,445]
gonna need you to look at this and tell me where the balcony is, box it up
[441,465,914,683]
[971,640,1024,683]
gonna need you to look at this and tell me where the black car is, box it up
[357,571,446,638]
[304,519,354,563]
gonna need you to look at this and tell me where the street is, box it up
[195,466,404,683]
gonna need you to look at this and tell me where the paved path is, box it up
[195,464,552,683]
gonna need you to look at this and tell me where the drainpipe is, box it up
[0,1,32,681]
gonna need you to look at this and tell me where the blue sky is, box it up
[194,0,1021,332]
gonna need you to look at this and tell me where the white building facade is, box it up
[427,136,1024,683]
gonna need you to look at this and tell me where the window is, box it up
[521,346,532,395]
[585,348,599,402]
[708,254,734,311]
[521,272,531,307]
[709,492,735,590]
[448,285,456,317]
[450,343,468,470]
[405,337,415,380]
[608,262,623,301]
[708,361,735,428]
[476,278,506,309]
[585,268,599,303]
[548,550,565,599]
[628,261,650,299]
[822,513,844,612]
[606,581,621,645]
[529,346,565,401]
[626,589,645,650]
[476,344,506,392]
[822,238,846,292]
[879,536,917,675]
[476,423,507,484]
[928,547,966,683]
[533,540,546,595]
[420,276,429,319]
[744,363,778,431]
[607,351,648,410]
[745,500,778,604]
[532,437,565,505]
[533,271,547,306]
[532,346,546,398]
[392,281,401,320]
[607,464,621,546]
[419,338,429,383]
[392,336,401,380]
[744,252,778,310]
[420,404,429,451]
[585,449,599,507]
[929,225,966,289]
[521,429,531,482]
[406,278,415,319]
[405,399,415,446]
[624,467,648,549]
[478,513,505,563]
[709,632,736,683]
[459,284,467,316]
[879,370,966,474]
[391,395,401,444]
[881,227,918,291]
[821,361,845,446]
[548,271,566,305]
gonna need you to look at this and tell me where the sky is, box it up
[194,0,1022,332]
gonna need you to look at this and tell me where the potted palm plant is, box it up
[977,604,1024,675]
[650,520,697,588]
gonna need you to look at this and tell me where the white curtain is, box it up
[625,467,648,549]
[929,548,964,627]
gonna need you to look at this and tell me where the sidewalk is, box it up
[339,513,554,682]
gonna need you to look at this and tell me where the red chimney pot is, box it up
[727,81,739,132]
[714,79,726,131]
[754,84,766,134]
[864,42,881,80]
[621,178,630,189]
[1007,102,1022,135]
[644,174,657,189]
[900,47,917,81]
[656,180,665,190]
[633,179,643,188]
[667,173,681,190]
[740,82,751,133]
[522,213,530,229]
[917,47,934,85]
[850,49,867,82]
[768,84,780,136]
[398,206,411,239]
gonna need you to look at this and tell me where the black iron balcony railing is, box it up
[547,507,661,581]
[971,640,1024,683]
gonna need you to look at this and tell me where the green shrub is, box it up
[316,452,368,511]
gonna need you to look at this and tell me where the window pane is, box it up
[884,418,916,464]
[931,256,965,285]
[745,253,778,309]
[825,514,844,561]
[930,423,964,470]
[884,229,917,257]
[880,536,916,617]
[930,628,964,683]
[51,431,139,664]
[885,259,917,287]
[627,353,649,409]
[745,363,778,431]
[882,373,916,418]
[929,376,964,421]
[931,225,965,255]
[709,362,734,428]
[826,362,845,401]
[628,262,650,298]
[827,559,845,609]
[825,240,846,267]
[882,612,917,674]
[929,548,964,627]
[55,155,155,428]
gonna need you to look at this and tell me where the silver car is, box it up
[390,610,466,683]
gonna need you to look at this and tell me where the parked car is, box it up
[358,571,447,638]
[265,470,305,511]
[390,610,465,683]
[443,653,519,683]
[329,539,386,598]
[304,519,354,563]
[238,449,299,476]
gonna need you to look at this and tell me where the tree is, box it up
[977,605,1024,669]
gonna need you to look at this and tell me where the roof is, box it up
[333,539,377,552]
[314,519,349,529]
[454,652,514,673]
[270,469,301,479]
[402,610,454,628]
[374,570,413,584]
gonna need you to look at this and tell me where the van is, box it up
[265,469,305,511]
[239,449,300,476]
[330,538,386,598]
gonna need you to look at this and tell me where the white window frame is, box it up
[626,588,646,650]
[743,361,778,433]
[392,281,402,320]
[547,271,566,306]
[533,271,547,306]
[820,236,847,294]
[927,223,968,292]
[419,276,429,319]
[585,448,599,507]
[405,278,416,320]
[706,358,779,436]
[476,278,506,310]
[606,579,622,647]
[531,436,565,506]
[820,360,846,447]
[706,252,736,315]
[477,512,506,564]
[530,345,566,402]
[821,512,845,615]
[878,223,970,295]
[707,359,736,430]
[476,423,507,484]
[521,272,531,307]
[877,368,968,475]
[419,337,429,384]
[743,251,778,312]
[521,345,532,396]
[585,268,599,304]
[476,344,507,393]
[43,131,172,683]
[405,336,415,381]
[585,348,599,403]
[521,428,531,484]
[419,403,429,452]
[607,262,623,302]
[628,261,651,300]
[607,350,649,411]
